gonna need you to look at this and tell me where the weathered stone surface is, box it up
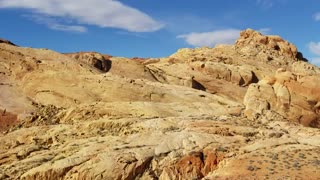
[0,38,16,46]
[235,28,307,62]
[145,29,309,104]
[66,52,112,72]
[0,30,320,179]
[244,66,320,127]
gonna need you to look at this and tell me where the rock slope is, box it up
[0,29,320,179]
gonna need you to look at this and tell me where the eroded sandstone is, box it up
[0,29,319,179]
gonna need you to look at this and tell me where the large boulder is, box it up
[244,63,320,127]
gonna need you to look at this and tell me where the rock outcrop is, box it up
[66,52,112,72]
[0,29,320,179]
[0,38,16,46]
[145,29,308,103]
[244,62,320,127]
[235,29,307,62]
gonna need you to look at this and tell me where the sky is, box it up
[0,0,320,66]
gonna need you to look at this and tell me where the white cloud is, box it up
[309,42,320,56]
[26,15,87,33]
[47,23,87,33]
[310,57,320,66]
[313,12,320,21]
[258,28,271,34]
[0,0,163,32]
[308,42,320,66]
[177,29,241,47]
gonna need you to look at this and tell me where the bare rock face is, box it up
[66,52,112,72]
[244,62,320,127]
[145,29,308,103]
[0,38,16,46]
[146,46,260,102]
[235,29,307,63]
[160,149,225,179]
[109,57,157,81]
[1,29,320,179]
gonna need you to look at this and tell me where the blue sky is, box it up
[0,0,320,66]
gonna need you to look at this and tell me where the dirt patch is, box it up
[0,109,18,133]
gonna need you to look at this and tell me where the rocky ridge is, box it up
[0,29,320,179]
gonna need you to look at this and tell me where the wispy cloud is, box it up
[0,0,164,32]
[48,23,87,33]
[25,15,87,33]
[177,29,241,47]
[313,12,320,21]
[164,15,218,34]
[308,42,320,66]
[310,57,320,65]
[309,42,320,56]
[258,28,271,34]
[255,0,287,9]
[256,0,274,8]
[177,28,271,47]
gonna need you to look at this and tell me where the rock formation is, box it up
[244,63,320,127]
[65,52,112,72]
[0,38,16,46]
[235,29,307,62]
[0,29,320,179]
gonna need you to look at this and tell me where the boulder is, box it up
[244,67,320,127]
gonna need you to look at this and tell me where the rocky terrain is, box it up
[0,29,319,179]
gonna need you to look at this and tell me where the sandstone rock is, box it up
[66,52,112,72]
[0,38,16,46]
[235,29,306,62]
[0,29,320,179]
[244,68,320,127]
[0,109,19,133]
[109,57,157,81]
[145,29,309,105]
[159,149,225,179]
